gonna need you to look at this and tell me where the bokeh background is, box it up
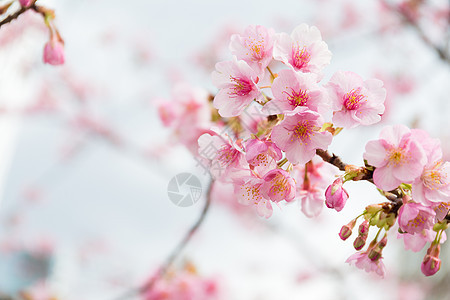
[0,0,449,299]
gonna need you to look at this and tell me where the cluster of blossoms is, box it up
[0,0,64,65]
[142,263,220,300]
[157,24,450,278]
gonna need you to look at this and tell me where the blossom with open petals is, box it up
[230,25,275,73]
[273,23,331,74]
[326,71,386,128]
[363,125,426,191]
[212,57,261,117]
[262,69,327,115]
[271,109,332,165]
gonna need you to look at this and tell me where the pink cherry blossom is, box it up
[244,137,282,175]
[346,250,386,278]
[229,25,275,73]
[411,130,450,205]
[363,124,427,191]
[273,23,331,74]
[262,69,328,115]
[325,177,349,212]
[326,71,386,128]
[397,229,437,252]
[433,202,450,221]
[43,37,65,66]
[398,201,435,234]
[212,57,261,117]
[271,109,332,165]
[260,169,296,202]
[211,180,253,215]
[157,84,212,154]
[198,132,248,179]
[413,160,450,204]
[234,175,273,218]
[143,269,220,300]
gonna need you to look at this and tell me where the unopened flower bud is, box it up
[339,219,356,241]
[421,243,441,276]
[353,235,367,250]
[43,37,65,66]
[325,177,349,212]
[358,220,369,235]
[368,236,387,261]
[368,247,381,261]
[353,220,370,250]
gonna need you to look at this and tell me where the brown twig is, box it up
[315,148,404,203]
[0,0,37,28]
[315,149,347,171]
[111,179,214,300]
[380,0,450,65]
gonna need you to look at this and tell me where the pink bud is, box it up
[325,177,349,212]
[368,236,388,261]
[43,38,65,66]
[339,219,356,241]
[353,220,369,250]
[358,220,369,235]
[421,255,441,276]
[353,235,367,250]
[19,0,32,7]
[421,243,441,276]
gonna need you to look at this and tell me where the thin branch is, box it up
[315,149,347,171]
[315,148,403,202]
[380,0,450,65]
[111,179,214,300]
[0,0,39,28]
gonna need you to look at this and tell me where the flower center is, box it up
[253,153,269,168]
[422,161,447,190]
[407,213,426,229]
[292,121,314,144]
[291,45,311,70]
[229,76,253,97]
[284,88,309,107]
[217,144,239,167]
[270,174,288,196]
[343,88,366,110]
[387,147,407,167]
[246,38,265,61]
[242,183,262,204]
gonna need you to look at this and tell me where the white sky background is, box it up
[0,0,449,299]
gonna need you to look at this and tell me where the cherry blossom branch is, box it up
[0,0,40,28]
[315,149,347,171]
[315,148,404,204]
[380,0,450,64]
[112,180,214,300]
